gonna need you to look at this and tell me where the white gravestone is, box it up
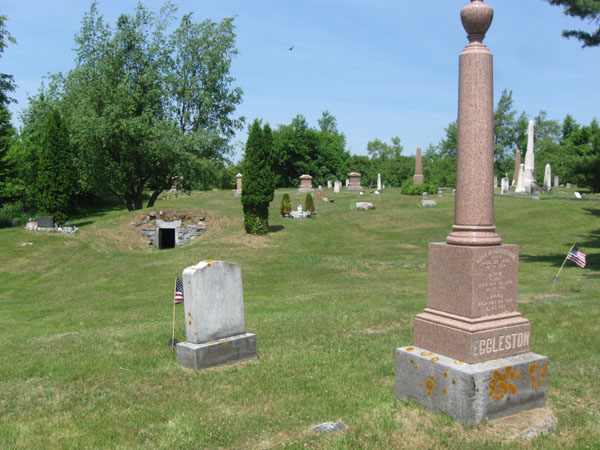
[554,175,559,188]
[543,164,552,192]
[515,164,526,194]
[523,121,537,194]
[333,181,340,193]
[377,173,382,191]
[177,260,257,369]
[327,180,332,189]
[501,176,510,195]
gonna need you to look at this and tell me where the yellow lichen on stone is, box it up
[420,351,434,357]
[488,366,520,400]
[430,357,440,363]
[406,347,415,352]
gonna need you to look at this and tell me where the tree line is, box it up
[1,1,599,228]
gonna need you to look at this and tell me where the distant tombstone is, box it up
[37,216,54,228]
[377,173,382,191]
[566,183,571,189]
[515,164,526,194]
[501,176,510,195]
[333,181,341,194]
[438,188,443,198]
[413,146,424,185]
[347,172,362,191]
[235,173,242,198]
[327,180,332,189]
[298,174,314,193]
[422,192,428,201]
[493,176,498,188]
[177,260,257,370]
[543,164,552,192]
[315,187,324,201]
[355,202,374,210]
[554,175,559,188]
[345,179,349,188]
[574,192,582,199]
[512,149,521,187]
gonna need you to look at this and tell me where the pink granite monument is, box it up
[347,172,362,191]
[396,0,548,426]
[235,173,242,198]
[298,174,314,193]
[413,147,424,185]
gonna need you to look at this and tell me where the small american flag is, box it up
[174,277,184,304]
[567,246,586,268]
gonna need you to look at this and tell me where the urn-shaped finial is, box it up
[461,0,494,43]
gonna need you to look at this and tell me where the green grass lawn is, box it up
[1,188,599,449]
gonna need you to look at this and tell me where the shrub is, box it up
[280,193,291,216]
[0,201,26,228]
[400,182,438,196]
[304,192,315,212]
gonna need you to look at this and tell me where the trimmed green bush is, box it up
[400,182,438,196]
[304,192,315,212]
[280,193,291,216]
[241,119,275,235]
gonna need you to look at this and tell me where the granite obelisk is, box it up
[512,150,521,188]
[523,121,537,194]
[413,147,424,185]
[396,0,547,426]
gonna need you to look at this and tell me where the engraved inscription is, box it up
[473,331,529,356]
[475,248,516,313]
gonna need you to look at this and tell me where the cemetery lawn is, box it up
[1,188,599,449]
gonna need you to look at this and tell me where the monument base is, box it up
[346,186,362,191]
[395,346,548,427]
[298,188,315,193]
[234,192,241,198]
[177,333,257,370]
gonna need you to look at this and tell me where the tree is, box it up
[242,120,275,235]
[544,0,600,47]
[58,2,243,210]
[0,14,16,107]
[36,109,76,224]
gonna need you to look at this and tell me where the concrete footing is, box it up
[177,333,257,370]
[396,346,547,426]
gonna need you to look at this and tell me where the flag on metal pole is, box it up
[567,246,586,268]
[174,277,184,304]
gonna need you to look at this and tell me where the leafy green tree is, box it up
[168,13,244,191]
[36,109,76,224]
[365,136,413,187]
[272,112,349,187]
[544,0,600,47]
[242,120,275,235]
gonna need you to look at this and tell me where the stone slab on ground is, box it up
[177,333,257,370]
[396,346,547,427]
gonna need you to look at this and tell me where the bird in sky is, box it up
[289,45,294,51]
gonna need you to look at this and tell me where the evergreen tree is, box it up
[544,0,600,47]
[36,108,76,224]
[0,105,15,206]
[241,120,275,235]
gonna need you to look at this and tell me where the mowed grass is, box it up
[1,188,599,449]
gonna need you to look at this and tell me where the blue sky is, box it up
[2,0,599,162]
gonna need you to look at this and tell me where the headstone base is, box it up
[177,333,257,370]
[234,192,241,198]
[395,346,548,427]
[346,186,362,191]
[297,188,315,193]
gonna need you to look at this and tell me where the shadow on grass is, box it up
[269,225,284,233]
[521,252,600,272]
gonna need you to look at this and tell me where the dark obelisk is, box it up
[395,1,548,426]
